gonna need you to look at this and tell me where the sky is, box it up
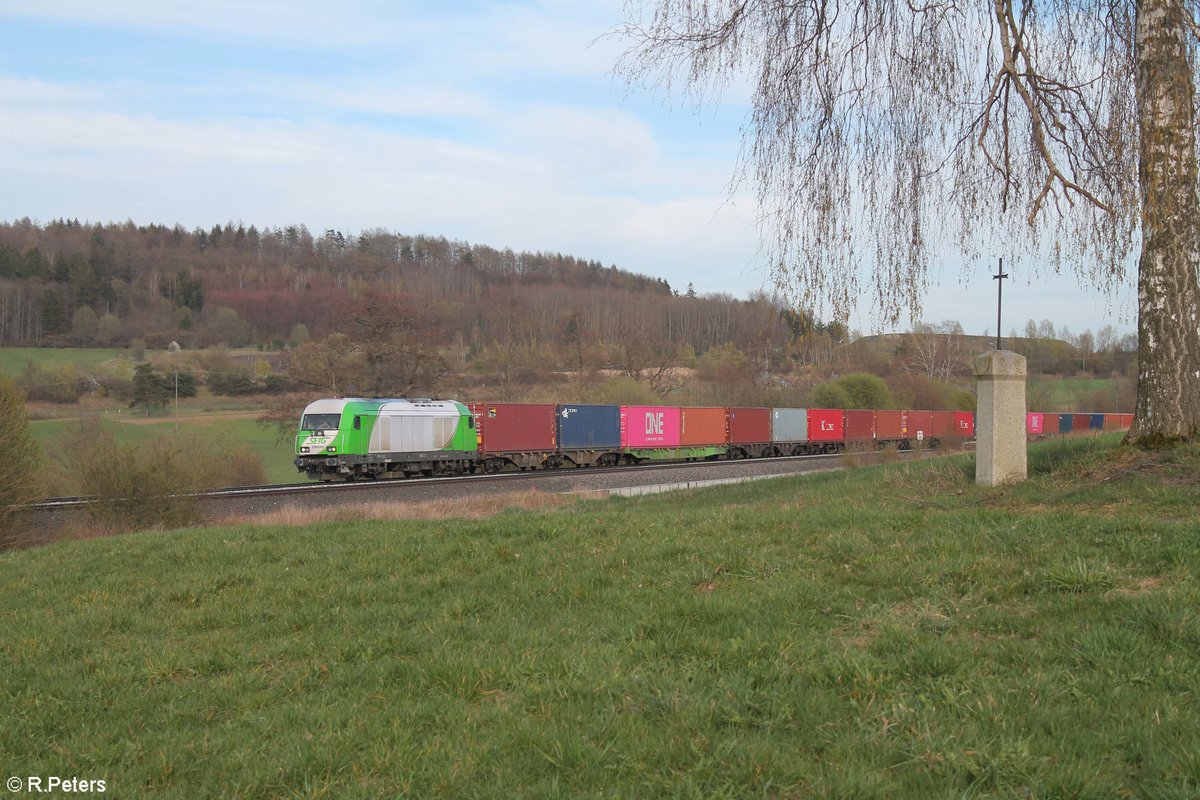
[0,0,1137,337]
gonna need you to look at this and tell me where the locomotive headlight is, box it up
[301,447,310,453]
[328,446,337,453]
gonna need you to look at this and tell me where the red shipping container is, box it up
[1102,414,1122,431]
[930,411,956,439]
[1120,413,1134,429]
[727,407,772,445]
[807,409,845,442]
[875,409,905,440]
[953,412,975,437]
[1026,412,1045,435]
[621,406,681,448]
[680,407,728,446]
[1072,413,1091,432]
[845,409,875,443]
[906,410,934,443]
[469,403,557,454]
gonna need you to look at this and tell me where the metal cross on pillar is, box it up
[993,258,1009,351]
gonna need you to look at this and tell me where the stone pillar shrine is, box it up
[974,350,1027,486]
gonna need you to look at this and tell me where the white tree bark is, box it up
[1131,0,1200,442]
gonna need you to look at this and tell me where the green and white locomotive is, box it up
[294,398,477,481]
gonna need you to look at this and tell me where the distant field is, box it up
[1030,376,1122,411]
[0,346,129,375]
[0,345,270,377]
[30,414,299,486]
[2,436,1198,797]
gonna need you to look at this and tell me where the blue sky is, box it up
[0,1,1135,337]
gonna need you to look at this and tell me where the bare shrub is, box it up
[840,440,872,469]
[0,374,43,549]
[876,442,902,465]
[59,420,266,533]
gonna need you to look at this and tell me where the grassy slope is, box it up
[3,435,1198,798]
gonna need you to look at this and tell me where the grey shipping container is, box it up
[771,408,808,442]
[557,404,621,449]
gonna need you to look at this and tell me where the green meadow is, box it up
[2,435,1198,798]
[0,346,129,375]
[30,416,299,486]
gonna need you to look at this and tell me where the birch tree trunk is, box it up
[1131,0,1200,444]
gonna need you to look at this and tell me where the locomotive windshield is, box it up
[300,413,341,432]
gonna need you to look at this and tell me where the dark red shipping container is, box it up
[807,409,845,442]
[1072,413,1091,433]
[875,410,905,440]
[1102,413,1123,431]
[930,411,956,439]
[905,410,935,443]
[468,403,557,454]
[727,407,771,444]
[845,409,875,443]
[680,407,728,446]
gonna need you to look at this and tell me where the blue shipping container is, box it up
[557,405,621,449]
[1089,413,1105,430]
[1057,413,1073,434]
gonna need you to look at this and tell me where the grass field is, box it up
[2,436,1198,797]
[0,345,270,376]
[0,346,130,375]
[1032,376,1122,410]
[30,415,299,486]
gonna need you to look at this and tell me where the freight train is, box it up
[294,398,1134,482]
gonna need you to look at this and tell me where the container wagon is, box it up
[807,409,845,452]
[727,407,773,458]
[556,404,621,467]
[770,408,809,455]
[469,402,557,471]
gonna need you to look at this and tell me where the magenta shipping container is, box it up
[1026,412,1046,435]
[620,406,682,448]
[727,407,772,445]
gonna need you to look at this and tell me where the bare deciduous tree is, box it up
[904,321,967,382]
[617,0,1200,444]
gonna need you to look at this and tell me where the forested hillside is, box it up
[0,218,1135,411]
[0,218,795,355]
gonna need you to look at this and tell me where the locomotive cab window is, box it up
[468,417,474,429]
[354,416,361,430]
[301,413,341,432]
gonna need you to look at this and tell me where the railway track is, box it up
[32,450,887,511]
